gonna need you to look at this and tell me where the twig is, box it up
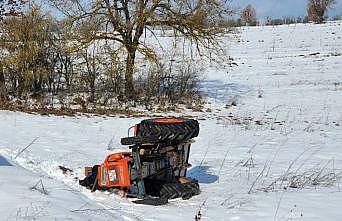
[199,139,210,167]
[31,179,48,195]
[71,208,117,213]
[273,191,286,221]
[195,198,207,221]
[312,160,333,183]
[266,138,288,177]
[248,161,268,194]
[74,202,90,212]
[14,137,39,159]
[220,194,234,206]
[218,148,229,182]
[91,173,98,192]
[333,158,341,192]
[292,146,323,176]
[279,147,312,189]
[107,135,116,150]
[247,143,258,154]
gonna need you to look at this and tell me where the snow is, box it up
[1,21,342,220]
[0,155,121,220]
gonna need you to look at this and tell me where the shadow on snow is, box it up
[0,154,12,166]
[187,166,218,184]
[201,80,251,103]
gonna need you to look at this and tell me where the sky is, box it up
[39,0,342,20]
[230,0,342,18]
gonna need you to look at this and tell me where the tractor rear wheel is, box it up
[136,118,199,145]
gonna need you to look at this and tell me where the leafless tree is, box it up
[0,0,26,103]
[78,45,103,103]
[240,4,257,26]
[0,61,6,102]
[307,0,336,23]
[46,0,233,99]
[0,5,54,98]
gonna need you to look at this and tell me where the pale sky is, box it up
[41,0,342,19]
[231,0,342,18]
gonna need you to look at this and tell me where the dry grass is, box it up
[252,159,341,193]
[0,102,140,117]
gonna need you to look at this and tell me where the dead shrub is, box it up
[135,60,203,109]
[257,160,341,193]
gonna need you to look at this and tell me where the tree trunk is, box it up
[318,14,324,23]
[125,49,136,99]
[90,77,95,103]
[0,62,8,103]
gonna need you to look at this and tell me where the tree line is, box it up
[0,0,339,112]
[0,0,233,110]
[237,0,337,27]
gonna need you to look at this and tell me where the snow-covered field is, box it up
[1,21,342,220]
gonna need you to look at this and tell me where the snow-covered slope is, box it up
[1,21,341,220]
[0,154,122,220]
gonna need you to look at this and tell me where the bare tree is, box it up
[0,61,6,102]
[241,4,257,26]
[307,0,336,23]
[0,0,26,103]
[0,5,54,97]
[78,45,103,103]
[46,0,233,99]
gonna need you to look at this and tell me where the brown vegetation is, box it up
[47,0,233,99]
[0,1,234,114]
[241,4,257,26]
[0,0,26,102]
[307,0,336,23]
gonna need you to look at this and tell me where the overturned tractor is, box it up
[79,118,200,205]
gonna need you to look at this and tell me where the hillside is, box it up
[1,21,341,220]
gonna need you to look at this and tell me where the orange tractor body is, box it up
[97,152,132,188]
[79,118,200,205]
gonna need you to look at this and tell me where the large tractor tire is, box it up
[136,178,200,205]
[121,118,199,146]
[137,118,199,144]
[160,179,200,200]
